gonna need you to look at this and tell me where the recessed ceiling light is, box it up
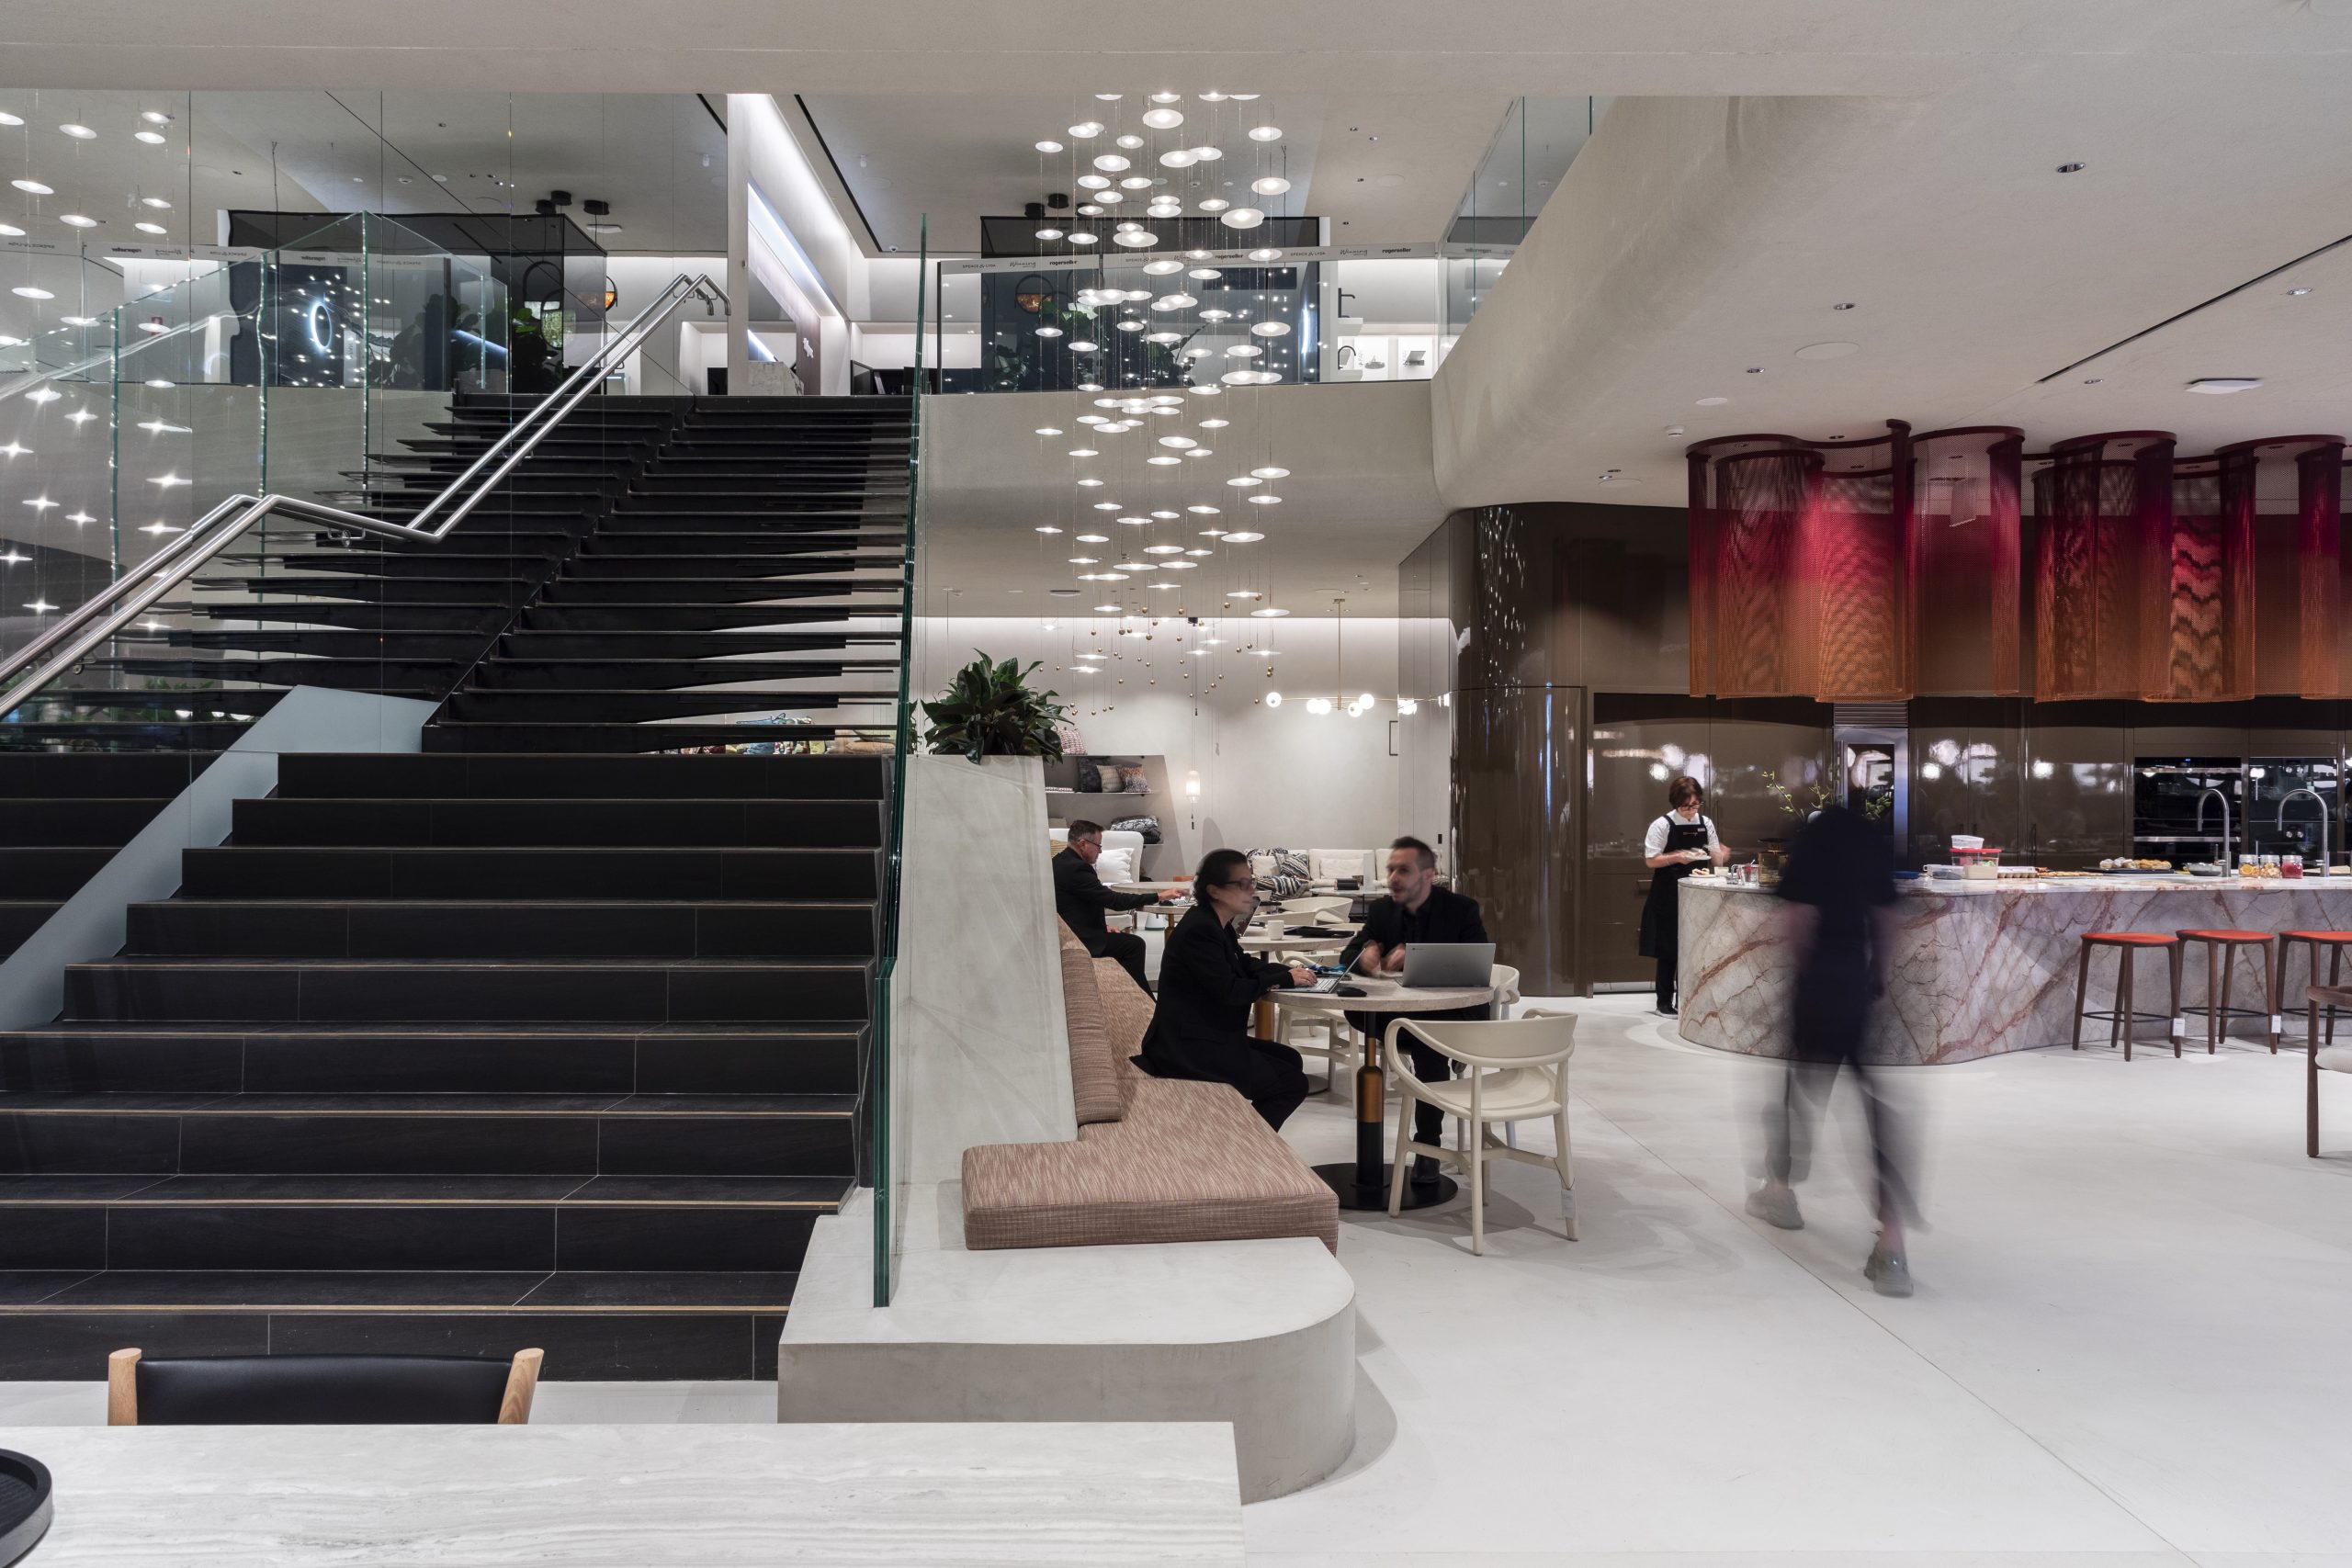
[1830,302,1855,310]
[2082,377,2102,385]
[2286,287,2313,297]
[2055,162,2086,174]
[2186,378,2261,394]
[59,123,96,140]
[1696,397,1729,406]
[11,179,54,195]
[1049,588,1081,598]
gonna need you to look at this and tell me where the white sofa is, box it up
[1049,826,1147,886]
[1307,848,1376,885]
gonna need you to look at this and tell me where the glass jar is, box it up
[2285,853,2304,880]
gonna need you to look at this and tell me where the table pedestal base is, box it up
[1313,1161,1458,1212]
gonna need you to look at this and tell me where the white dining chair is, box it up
[1453,964,1523,1153]
[1385,1009,1578,1254]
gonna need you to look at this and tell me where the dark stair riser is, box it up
[4,1200,820,1274]
[0,850,127,898]
[0,800,175,845]
[441,690,885,723]
[231,797,882,849]
[2,1029,862,1097]
[0,1311,790,1382]
[180,847,879,899]
[0,1109,854,1177]
[475,660,881,691]
[127,901,879,959]
[63,961,873,1024]
[277,750,888,799]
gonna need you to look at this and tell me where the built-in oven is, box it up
[2131,758,2243,865]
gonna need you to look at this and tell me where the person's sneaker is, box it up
[1745,1182,1804,1230]
[1410,1155,1442,1187]
[1864,1245,1914,1297]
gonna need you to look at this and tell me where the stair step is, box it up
[2,1022,863,1096]
[180,601,514,633]
[191,575,532,604]
[496,631,899,659]
[277,750,888,799]
[475,658,888,690]
[582,532,905,555]
[0,721,254,752]
[0,753,222,792]
[0,903,60,954]
[180,845,880,899]
[440,689,884,723]
[140,630,491,660]
[64,958,873,1024]
[0,1267,798,1312]
[421,721,887,753]
[0,799,175,845]
[0,849,130,897]
[537,578,894,604]
[105,658,469,692]
[231,797,884,848]
[213,552,563,579]
[0,1093,856,1176]
[11,690,295,717]
[560,553,900,578]
[0,1171,842,1273]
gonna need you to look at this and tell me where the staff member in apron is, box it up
[1638,774,1727,1016]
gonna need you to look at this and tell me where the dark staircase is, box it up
[0,750,885,1379]
[0,393,913,1378]
[0,753,220,962]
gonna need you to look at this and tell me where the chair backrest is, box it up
[1389,1010,1577,1073]
[1307,848,1374,883]
[1488,963,1521,1020]
[108,1348,541,1426]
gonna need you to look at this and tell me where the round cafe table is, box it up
[1267,976,1497,1213]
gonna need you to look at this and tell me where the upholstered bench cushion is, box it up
[1059,928,1126,1125]
[962,1078,1339,1253]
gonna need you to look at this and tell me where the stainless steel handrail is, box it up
[1,272,729,716]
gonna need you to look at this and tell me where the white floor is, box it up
[1250,995,2352,1568]
[6,996,2348,1568]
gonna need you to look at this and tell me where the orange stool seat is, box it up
[2085,931,2178,945]
[2280,931,2352,1055]
[2073,931,2183,1061]
[2178,929,2268,942]
[2282,931,2352,942]
[2177,929,2278,1055]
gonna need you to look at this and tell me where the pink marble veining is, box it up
[1677,879,2352,1064]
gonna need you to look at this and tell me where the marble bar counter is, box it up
[1679,874,2352,1064]
[0,1421,1247,1566]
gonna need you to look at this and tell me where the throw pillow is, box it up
[1109,814,1162,844]
[1095,846,1138,886]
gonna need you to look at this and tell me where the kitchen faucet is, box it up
[2196,786,2234,870]
[2278,786,2331,873]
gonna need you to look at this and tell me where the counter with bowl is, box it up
[1676,858,2352,1064]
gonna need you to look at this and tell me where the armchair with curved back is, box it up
[1383,1009,1578,1254]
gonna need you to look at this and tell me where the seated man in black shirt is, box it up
[1053,819,1180,991]
[1340,835,1494,1186]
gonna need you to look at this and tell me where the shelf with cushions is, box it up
[1044,752,1179,874]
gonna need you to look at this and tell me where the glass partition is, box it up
[1440,96,1608,353]
[875,218,928,1306]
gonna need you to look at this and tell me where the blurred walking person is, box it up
[1747,803,1919,1296]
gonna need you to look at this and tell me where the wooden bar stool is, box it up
[2278,931,2352,1054]
[2072,932,2182,1062]
[2176,929,2278,1053]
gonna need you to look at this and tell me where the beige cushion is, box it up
[1092,956,1156,1058]
[1058,927,1125,1125]
[963,1078,1339,1253]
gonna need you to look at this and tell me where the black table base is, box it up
[1314,1161,1459,1212]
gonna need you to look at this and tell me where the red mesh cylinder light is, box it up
[2029,432,2176,701]
[1911,427,2024,695]
[2205,436,2346,698]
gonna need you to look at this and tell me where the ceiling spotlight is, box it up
[1220,208,1266,230]
[2286,287,2313,296]
[1067,446,1098,457]
[1114,230,1159,247]
[1078,533,1110,542]
[1147,454,1182,465]
[1144,543,1185,555]
[1069,557,1099,565]
[1119,175,1154,190]
[1112,134,1143,151]
[1078,476,1106,486]
[140,110,171,124]
[0,224,21,236]
[0,112,21,126]
[1150,509,1179,519]
[1199,419,1229,430]
[2186,377,2261,394]
[1189,145,1224,163]
[1198,197,1231,213]
[1250,175,1291,196]
[1069,339,1100,352]
[1035,140,1064,153]
[133,130,167,144]
[1093,604,1124,614]
[11,178,55,195]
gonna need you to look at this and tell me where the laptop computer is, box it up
[1399,942,1496,988]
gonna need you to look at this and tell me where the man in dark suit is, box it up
[1053,819,1180,991]
[1340,836,1494,1186]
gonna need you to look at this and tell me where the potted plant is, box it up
[922,653,1071,761]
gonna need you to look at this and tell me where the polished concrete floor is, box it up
[1250,995,2352,1567]
[4,996,2345,1567]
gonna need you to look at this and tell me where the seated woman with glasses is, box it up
[1138,847,1316,1131]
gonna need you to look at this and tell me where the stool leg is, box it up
[2263,939,2278,1054]
[2169,942,2184,1053]
[2216,942,2233,1054]
[2120,950,2134,1062]
[2332,945,2345,1047]
[2073,940,2092,1051]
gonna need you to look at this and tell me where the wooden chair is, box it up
[1385,1009,1579,1255]
[108,1348,543,1426]
[2307,983,2352,1158]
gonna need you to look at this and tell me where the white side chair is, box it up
[1456,963,1523,1152]
[1385,1010,1578,1254]
[1267,894,1354,1081]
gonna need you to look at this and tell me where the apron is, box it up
[1637,814,1711,958]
